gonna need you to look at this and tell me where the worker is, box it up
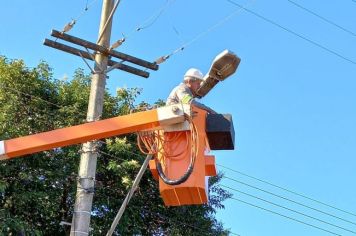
[166,68,216,114]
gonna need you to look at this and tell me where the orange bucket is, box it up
[149,106,217,206]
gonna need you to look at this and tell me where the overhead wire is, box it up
[154,0,256,64]
[220,184,356,234]
[3,84,356,232]
[226,0,356,65]
[135,0,175,31]
[287,0,356,37]
[105,137,356,232]
[0,83,98,121]
[222,175,356,226]
[61,0,100,33]
[76,0,100,22]
[73,153,237,235]
[109,0,176,49]
[138,208,241,236]
[15,93,354,236]
[97,0,122,44]
[0,83,63,111]
[229,197,342,236]
[218,164,356,218]
[97,148,241,236]
[2,82,353,214]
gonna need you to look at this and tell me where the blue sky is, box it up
[1,0,356,235]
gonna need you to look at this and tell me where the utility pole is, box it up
[43,0,158,233]
[70,0,114,235]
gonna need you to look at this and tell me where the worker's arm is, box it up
[177,86,217,114]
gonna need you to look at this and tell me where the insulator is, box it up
[155,55,169,64]
[110,38,125,50]
[62,20,76,33]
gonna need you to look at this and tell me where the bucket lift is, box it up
[0,49,240,206]
[147,106,234,206]
[0,104,234,206]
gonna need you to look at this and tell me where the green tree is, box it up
[0,57,232,235]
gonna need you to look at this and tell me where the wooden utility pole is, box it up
[43,0,158,233]
[70,0,114,235]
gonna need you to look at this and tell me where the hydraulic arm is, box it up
[0,104,189,160]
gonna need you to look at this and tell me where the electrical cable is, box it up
[156,158,194,185]
[101,139,356,235]
[97,0,122,44]
[76,0,100,22]
[135,0,175,31]
[220,184,356,234]
[288,0,356,37]
[1,72,234,233]
[3,85,356,228]
[109,0,176,50]
[61,0,99,34]
[0,83,97,121]
[96,149,241,235]
[2,80,353,223]
[218,164,356,218]
[138,208,241,236]
[154,0,256,64]
[136,113,199,186]
[226,0,356,65]
[223,175,356,226]
[229,196,342,236]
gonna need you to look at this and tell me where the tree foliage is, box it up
[0,57,232,235]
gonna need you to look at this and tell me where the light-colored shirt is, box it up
[166,83,194,105]
[166,83,216,113]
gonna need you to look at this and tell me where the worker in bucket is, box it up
[166,68,216,114]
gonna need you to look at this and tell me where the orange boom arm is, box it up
[0,104,189,160]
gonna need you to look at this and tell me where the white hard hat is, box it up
[184,68,204,81]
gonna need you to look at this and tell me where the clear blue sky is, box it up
[1,1,356,235]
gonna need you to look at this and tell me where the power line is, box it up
[100,142,356,230]
[221,184,356,234]
[61,0,100,33]
[222,175,356,226]
[2,82,354,235]
[218,164,356,218]
[0,83,63,110]
[226,0,356,65]
[288,0,356,37]
[2,81,354,227]
[98,149,241,235]
[76,0,100,21]
[102,139,356,232]
[96,148,240,235]
[3,83,356,230]
[0,83,99,120]
[154,0,256,64]
[98,149,129,162]
[139,208,241,236]
[135,0,175,31]
[1,81,239,235]
[110,0,176,49]
[97,0,122,44]
[229,196,342,236]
